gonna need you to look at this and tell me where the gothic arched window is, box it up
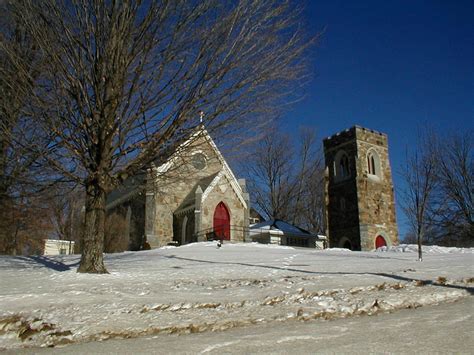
[340,155,350,177]
[368,155,375,175]
[334,151,351,181]
[367,150,381,179]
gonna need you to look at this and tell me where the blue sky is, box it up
[280,0,474,237]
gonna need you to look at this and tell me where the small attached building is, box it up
[250,219,327,249]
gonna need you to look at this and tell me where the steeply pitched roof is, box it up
[156,126,247,209]
[107,126,248,211]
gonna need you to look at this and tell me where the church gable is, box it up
[155,131,224,185]
[199,172,248,243]
[151,129,242,210]
[106,127,249,249]
[201,171,247,209]
[147,128,249,247]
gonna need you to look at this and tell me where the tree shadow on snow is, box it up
[163,254,474,295]
[14,256,79,272]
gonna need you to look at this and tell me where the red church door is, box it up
[213,202,230,240]
[375,235,387,249]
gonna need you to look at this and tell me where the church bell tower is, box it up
[323,126,398,250]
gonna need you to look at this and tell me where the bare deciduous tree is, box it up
[429,131,473,245]
[246,130,294,220]
[400,133,438,261]
[243,127,324,233]
[2,0,315,272]
[0,2,53,254]
[401,129,473,251]
[46,186,85,245]
[0,194,56,255]
[290,129,324,233]
[296,157,325,234]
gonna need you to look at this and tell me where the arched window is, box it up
[367,150,381,178]
[339,237,352,250]
[334,151,351,181]
[340,155,350,177]
[181,216,188,245]
[368,155,375,175]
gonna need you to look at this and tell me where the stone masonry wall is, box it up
[147,132,247,247]
[324,128,361,249]
[201,174,246,243]
[354,127,398,249]
[106,192,145,251]
[173,211,196,245]
[324,126,399,251]
[148,134,223,247]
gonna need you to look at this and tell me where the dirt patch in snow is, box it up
[2,278,471,350]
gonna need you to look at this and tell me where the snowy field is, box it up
[0,242,473,351]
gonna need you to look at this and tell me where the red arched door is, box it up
[375,235,387,249]
[213,202,230,240]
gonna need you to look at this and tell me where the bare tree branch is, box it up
[3,0,316,272]
[241,126,324,233]
[400,130,439,260]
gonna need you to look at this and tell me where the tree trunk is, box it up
[0,194,16,255]
[417,228,423,262]
[78,181,108,273]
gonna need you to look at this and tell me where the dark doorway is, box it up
[343,240,352,250]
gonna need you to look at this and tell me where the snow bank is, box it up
[376,244,474,254]
[178,241,295,250]
[224,242,295,250]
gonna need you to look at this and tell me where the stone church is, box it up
[107,126,250,249]
[323,126,399,251]
[108,123,399,252]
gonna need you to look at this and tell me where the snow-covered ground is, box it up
[1,242,473,351]
[8,297,473,354]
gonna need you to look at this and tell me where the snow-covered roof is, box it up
[250,219,323,238]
